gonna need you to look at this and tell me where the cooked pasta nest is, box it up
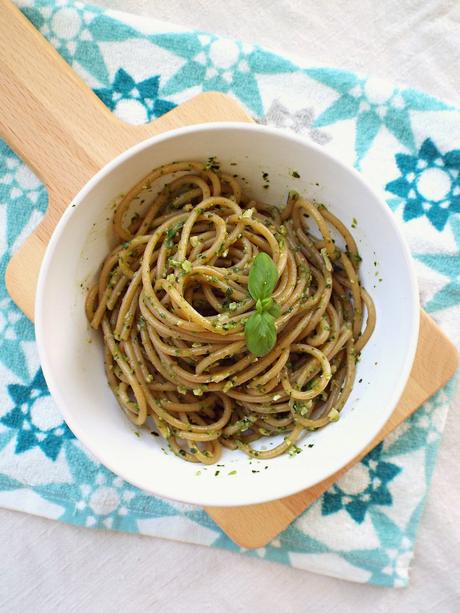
[86,161,375,464]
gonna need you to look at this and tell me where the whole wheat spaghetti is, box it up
[86,161,375,464]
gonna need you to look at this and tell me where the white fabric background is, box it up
[1,1,460,611]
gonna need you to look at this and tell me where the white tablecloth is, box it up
[2,1,459,610]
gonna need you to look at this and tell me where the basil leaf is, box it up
[267,300,281,318]
[245,312,277,357]
[261,297,272,310]
[248,252,279,301]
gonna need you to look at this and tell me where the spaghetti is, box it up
[86,161,375,464]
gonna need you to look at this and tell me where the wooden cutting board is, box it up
[1,0,458,548]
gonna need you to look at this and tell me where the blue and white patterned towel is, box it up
[1,0,459,587]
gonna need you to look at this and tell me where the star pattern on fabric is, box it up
[36,443,179,530]
[321,443,401,523]
[150,32,296,116]
[94,69,176,124]
[260,100,331,144]
[342,489,429,588]
[415,215,460,311]
[0,295,35,380]
[383,385,452,465]
[307,69,450,166]
[386,139,460,231]
[0,142,48,253]
[22,0,103,70]
[0,369,74,461]
[0,1,456,588]
[0,141,49,379]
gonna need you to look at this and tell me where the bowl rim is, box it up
[35,121,420,507]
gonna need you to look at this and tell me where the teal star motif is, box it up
[307,69,450,166]
[94,69,176,122]
[342,500,425,587]
[0,290,36,380]
[150,32,296,116]
[0,142,48,379]
[383,383,453,460]
[321,443,401,523]
[22,2,110,85]
[0,142,48,250]
[0,369,74,461]
[386,139,460,231]
[35,442,180,531]
[416,215,460,311]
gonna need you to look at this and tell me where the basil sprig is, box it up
[244,253,280,357]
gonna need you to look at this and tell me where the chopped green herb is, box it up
[165,221,184,247]
[205,156,220,171]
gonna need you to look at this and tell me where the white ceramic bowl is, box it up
[36,123,419,507]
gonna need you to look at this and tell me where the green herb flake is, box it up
[165,221,184,247]
[205,156,220,171]
[228,470,237,476]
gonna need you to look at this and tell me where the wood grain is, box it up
[0,1,252,319]
[1,0,458,550]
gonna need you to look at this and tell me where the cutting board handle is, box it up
[0,0,253,319]
[0,0,149,233]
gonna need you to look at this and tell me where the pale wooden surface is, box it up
[0,0,252,320]
[1,0,458,551]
